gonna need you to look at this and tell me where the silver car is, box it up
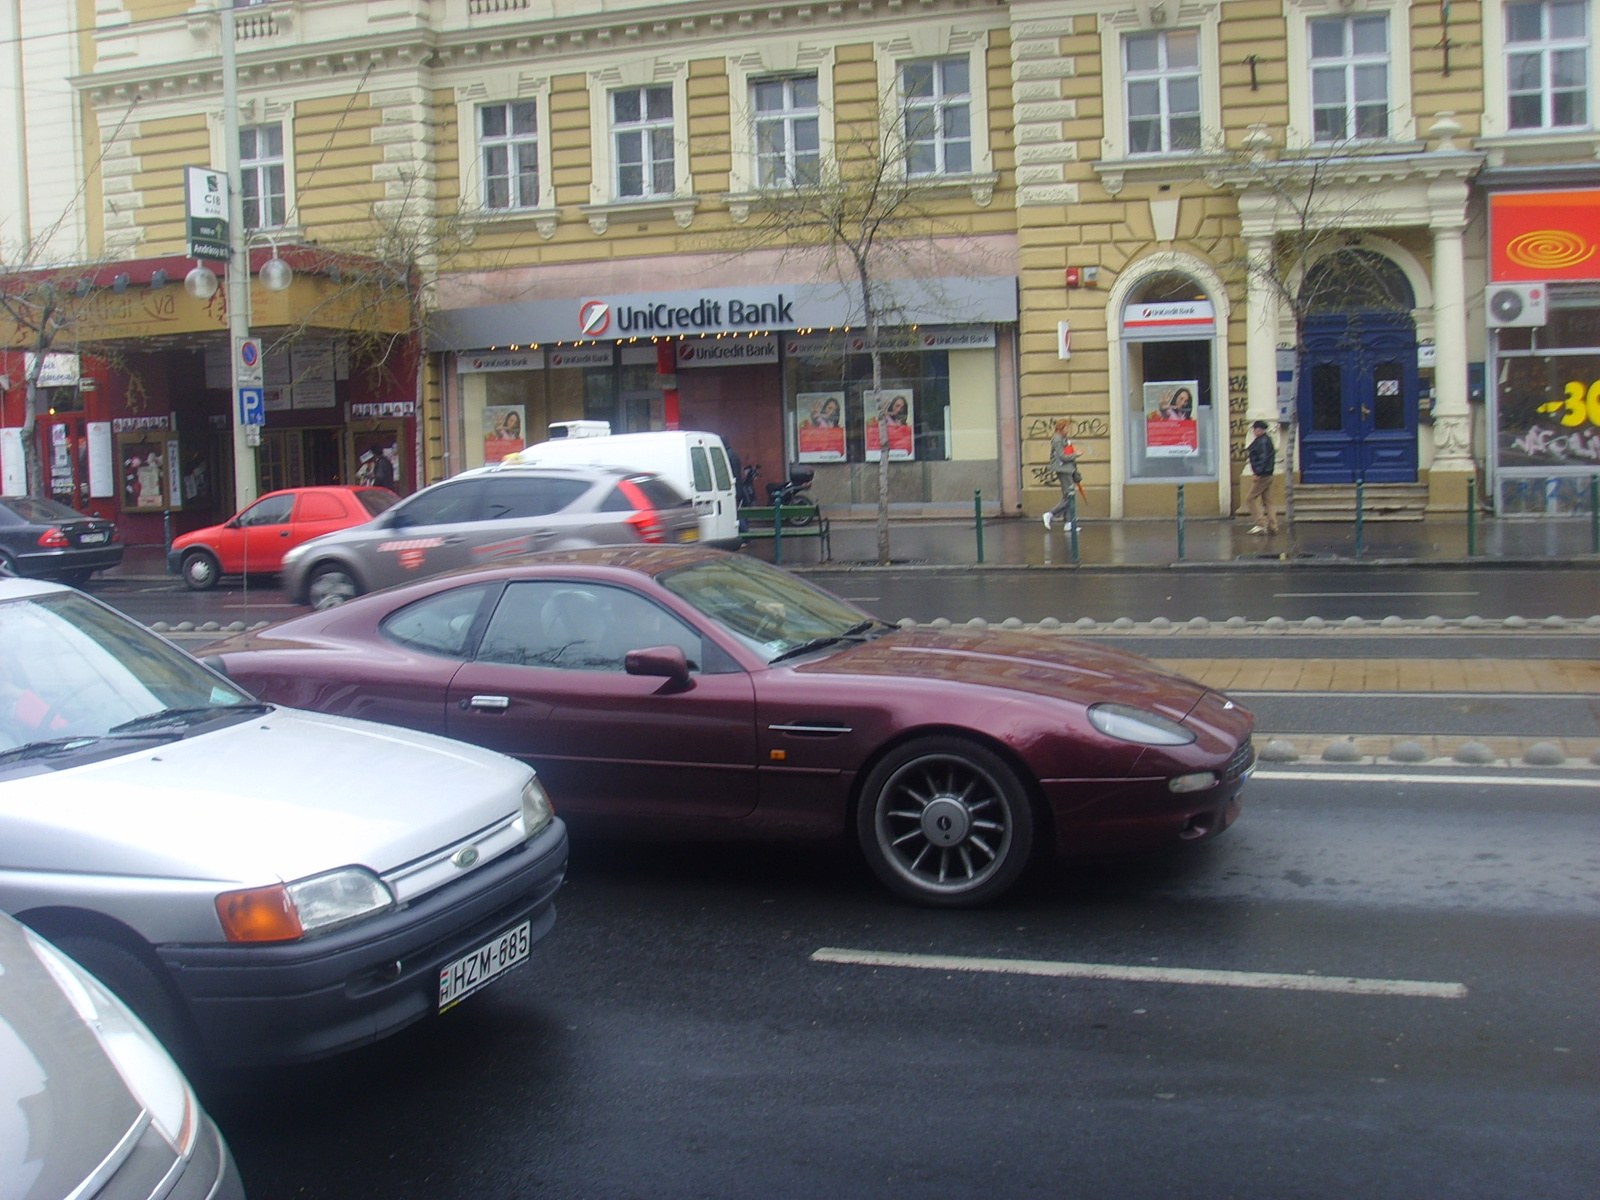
[0,911,246,1199]
[280,464,700,609]
[0,577,568,1070]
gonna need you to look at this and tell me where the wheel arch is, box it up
[301,553,369,599]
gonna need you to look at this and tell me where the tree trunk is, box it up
[20,358,45,500]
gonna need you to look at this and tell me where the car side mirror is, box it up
[200,655,231,679]
[225,517,241,529]
[625,644,691,689]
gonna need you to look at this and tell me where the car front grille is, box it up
[1223,738,1256,781]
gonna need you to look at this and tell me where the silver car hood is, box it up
[0,707,530,888]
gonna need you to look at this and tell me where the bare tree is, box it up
[713,85,986,564]
[1210,126,1413,547]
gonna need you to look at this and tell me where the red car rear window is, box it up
[357,488,400,516]
[297,492,347,521]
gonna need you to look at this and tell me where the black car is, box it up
[0,495,123,584]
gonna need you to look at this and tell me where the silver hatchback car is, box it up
[281,465,700,609]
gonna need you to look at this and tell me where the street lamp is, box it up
[221,0,260,510]
[258,251,293,292]
[184,264,219,300]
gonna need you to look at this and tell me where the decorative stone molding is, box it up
[578,196,701,235]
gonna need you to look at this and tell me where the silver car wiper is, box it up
[108,702,273,734]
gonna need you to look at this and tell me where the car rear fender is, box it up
[845,723,1054,853]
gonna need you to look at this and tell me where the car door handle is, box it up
[461,695,511,711]
[442,536,467,545]
[768,722,852,737]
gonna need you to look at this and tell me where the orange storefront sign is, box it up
[1491,191,1600,282]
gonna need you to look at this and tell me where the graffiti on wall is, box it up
[1024,415,1108,487]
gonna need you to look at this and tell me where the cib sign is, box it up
[185,166,230,261]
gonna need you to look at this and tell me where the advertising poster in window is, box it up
[1496,355,1600,468]
[117,433,171,511]
[1143,381,1200,457]
[863,389,915,461]
[483,405,526,463]
[795,391,846,462]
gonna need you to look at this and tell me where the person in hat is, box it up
[1246,419,1279,535]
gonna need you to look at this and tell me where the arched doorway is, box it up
[1297,249,1419,483]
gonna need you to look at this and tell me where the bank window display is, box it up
[458,357,582,470]
[1121,274,1220,481]
[1491,291,1600,512]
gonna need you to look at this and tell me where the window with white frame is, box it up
[481,101,539,210]
[1309,14,1390,141]
[239,124,286,230]
[753,76,821,187]
[1125,30,1202,154]
[901,57,972,176]
[612,86,675,199]
[1506,0,1589,129]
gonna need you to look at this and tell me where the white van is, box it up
[505,429,740,546]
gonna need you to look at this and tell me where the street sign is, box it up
[238,387,265,426]
[235,337,264,387]
[185,166,230,260]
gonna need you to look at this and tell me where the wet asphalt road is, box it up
[208,774,1600,1200]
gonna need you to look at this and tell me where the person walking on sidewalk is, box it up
[1246,419,1279,534]
[1042,419,1082,531]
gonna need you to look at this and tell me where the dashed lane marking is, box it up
[811,947,1469,1000]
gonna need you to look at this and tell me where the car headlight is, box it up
[25,927,198,1154]
[215,867,395,943]
[1087,703,1197,746]
[517,775,553,839]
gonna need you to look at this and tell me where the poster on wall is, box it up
[87,423,113,498]
[1143,381,1200,458]
[353,430,402,491]
[863,389,915,461]
[483,405,526,463]
[795,392,846,462]
[291,342,338,409]
[117,433,171,511]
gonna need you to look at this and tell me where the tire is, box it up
[0,549,18,577]
[307,562,360,610]
[856,736,1036,907]
[47,932,204,1072]
[781,494,817,527]
[181,549,221,591]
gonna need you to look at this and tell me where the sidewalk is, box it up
[102,512,1600,580]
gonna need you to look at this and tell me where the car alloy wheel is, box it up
[182,550,220,591]
[857,737,1034,907]
[307,564,359,610]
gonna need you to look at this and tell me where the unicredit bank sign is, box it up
[575,290,795,338]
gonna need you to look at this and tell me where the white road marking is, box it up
[812,947,1468,1000]
[1252,768,1600,788]
[819,953,1465,998]
[1270,590,1480,598]
[841,596,881,601]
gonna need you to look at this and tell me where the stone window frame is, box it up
[1284,0,1416,149]
[478,99,543,212]
[209,100,301,236]
[239,122,287,231]
[724,43,838,206]
[1481,0,1600,137]
[872,25,999,204]
[1097,4,1222,164]
[454,76,558,238]
[609,84,678,200]
[582,57,697,233]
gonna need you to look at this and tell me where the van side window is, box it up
[708,445,732,490]
[690,446,713,493]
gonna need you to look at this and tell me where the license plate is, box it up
[79,531,108,544]
[678,527,699,542]
[438,920,530,1011]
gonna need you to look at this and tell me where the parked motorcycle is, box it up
[764,464,818,527]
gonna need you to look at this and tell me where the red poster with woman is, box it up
[863,390,915,461]
[795,392,846,462]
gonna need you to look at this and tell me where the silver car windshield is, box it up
[0,592,254,751]
[658,556,886,663]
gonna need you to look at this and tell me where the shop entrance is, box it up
[39,415,89,512]
[258,428,347,492]
[1296,251,1419,484]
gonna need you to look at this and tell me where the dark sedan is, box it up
[0,496,122,584]
[213,547,1254,907]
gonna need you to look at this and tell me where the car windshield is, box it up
[0,591,255,751]
[658,555,882,663]
[1,497,86,524]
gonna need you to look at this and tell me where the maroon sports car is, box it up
[211,547,1253,906]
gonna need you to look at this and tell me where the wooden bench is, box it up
[737,505,831,562]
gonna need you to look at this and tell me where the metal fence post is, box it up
[1176,483,1185,561]
[974,489,984,563]
[1354,475,1365,558]
[772,495,783,564]
[1591,475,1599,554]
[1466,477,1476,557]
[1067,488,1079,564]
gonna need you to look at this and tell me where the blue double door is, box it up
[1297,314,1419,483]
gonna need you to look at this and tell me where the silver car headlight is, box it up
[25,927,199,1154]
[1087,703,1197,746]
[517,775,553,839]
[216,867,395,942]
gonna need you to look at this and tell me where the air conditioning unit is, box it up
[1486,283,1548,328]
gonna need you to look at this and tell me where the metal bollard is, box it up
[1176,483,1185,561]
[1354,475,1365,557]
[1067,488,1079,564]
[772,495,783,564]
[163,510,174,574]
[974,489,984,564]
[1466,477,1477,557]
[1592,475,1599,554]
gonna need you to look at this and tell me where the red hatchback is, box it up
[169,486,399,590]
[212,547,1254,907]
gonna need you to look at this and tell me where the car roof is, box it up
[0,576,72,600]
[455,463,636,481]
[487,544,731,576]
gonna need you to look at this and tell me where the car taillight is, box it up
[36,527,68,548]
[617,479,667,543]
